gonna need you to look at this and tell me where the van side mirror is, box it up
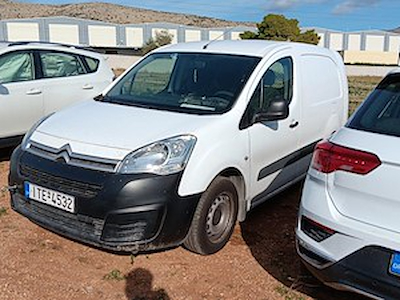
[253,98,289,123]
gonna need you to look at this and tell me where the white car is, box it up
[296,70,400,299]
[0,42,114,148]
[9,40,347,255]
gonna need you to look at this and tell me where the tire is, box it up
[184,177,238,255]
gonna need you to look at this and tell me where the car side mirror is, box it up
[253,98,289,123]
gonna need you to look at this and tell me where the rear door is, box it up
[299,53,345,149]
[0,50,43,139]
[243,51,302,207]
[37,50,104,115]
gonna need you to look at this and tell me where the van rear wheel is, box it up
[184,177,238,255]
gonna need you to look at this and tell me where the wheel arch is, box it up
[216,167,247,222]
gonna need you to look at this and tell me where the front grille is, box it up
[20,165,102,198]
[27,141,120,173]
[15,196,104,239]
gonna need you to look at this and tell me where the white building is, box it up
[1,17,399,65]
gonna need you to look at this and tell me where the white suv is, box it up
[9,40,347,255]
[297,70,400,298]
[0,42,114,148]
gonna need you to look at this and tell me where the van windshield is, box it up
[104,52,260,114]
[348,73,400,137]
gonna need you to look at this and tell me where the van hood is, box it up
[32,100,218,159]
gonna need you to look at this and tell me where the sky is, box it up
[19,0,400,31]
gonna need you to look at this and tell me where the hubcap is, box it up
[206,192,233,243]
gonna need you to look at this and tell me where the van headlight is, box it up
[21,113,54,151]
[117,135,197,175]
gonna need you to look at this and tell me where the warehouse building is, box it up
[311,27,400,65]
[0,16,399,65]
[0,16,252,48]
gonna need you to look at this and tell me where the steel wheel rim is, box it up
[206,192,233,244]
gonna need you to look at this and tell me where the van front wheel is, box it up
[184,177,238,255]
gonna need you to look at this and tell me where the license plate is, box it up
[389,252,400,277]
[24,182,75,213]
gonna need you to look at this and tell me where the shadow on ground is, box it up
[241,182,366,300]
[0,146,14,162]
[125,268,170,300]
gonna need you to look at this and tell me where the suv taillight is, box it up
[312,141,381,175]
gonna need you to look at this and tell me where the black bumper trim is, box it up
[9,146,202,253]
[300,244,400,300]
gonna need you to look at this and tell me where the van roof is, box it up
[155,40,325,58]
[387,68,400,75]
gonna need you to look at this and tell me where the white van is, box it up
[9,40,348,255]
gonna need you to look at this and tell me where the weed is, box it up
[78,256,89,264]
[130,253,136,265]
[0,207,7,217]
[103,269,126,281]
[0,186,7,198]
[274,284,305,300]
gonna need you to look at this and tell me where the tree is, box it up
[141,30,173,54]
[240,14,319,45]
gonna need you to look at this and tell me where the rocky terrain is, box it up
[0,0,253,27]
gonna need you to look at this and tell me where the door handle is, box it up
[82,84,94,90]
[289,120,299,128]
[26,88,42,95]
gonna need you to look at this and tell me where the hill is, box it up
[0,0,252,28]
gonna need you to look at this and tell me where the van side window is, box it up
[242,57,293,126]
[265,57,293,104]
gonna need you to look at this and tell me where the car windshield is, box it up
[104,52,260,114]
[348,73,400,137]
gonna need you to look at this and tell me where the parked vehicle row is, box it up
[8,39,348,255]
[2,39,398,299]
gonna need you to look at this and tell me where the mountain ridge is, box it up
[0,0,254,28]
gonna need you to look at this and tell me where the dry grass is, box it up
[112,68,126,77]
[348,76,381,114]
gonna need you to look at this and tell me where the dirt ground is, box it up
[0,148,367,300]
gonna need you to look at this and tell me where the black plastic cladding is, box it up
[9,146,201,252]
[302,245,400,300]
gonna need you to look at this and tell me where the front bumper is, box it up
[9,146,201,252]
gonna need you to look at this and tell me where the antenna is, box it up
[203,26,238,50]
